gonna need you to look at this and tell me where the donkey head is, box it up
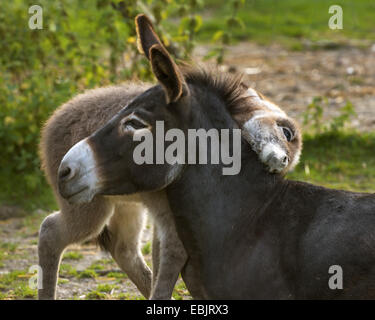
[57,15,192,203]
[234,88,302,174]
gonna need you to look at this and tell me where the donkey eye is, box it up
[281,127,293,142]
[122,118,148,132]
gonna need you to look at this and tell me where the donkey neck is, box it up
[169,143,286,232]
[167,84,288,243]
[166,144,288,296]
[168,145,287,231]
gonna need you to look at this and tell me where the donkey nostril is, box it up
[282,156,289,165]
[59,166,73,181]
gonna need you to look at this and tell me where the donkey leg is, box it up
[181,260,206,300]
[150,216,188,300]
[38,211,66,300]
[38,198,114,299]
[151,224,160,286]
[152,220,205,299]
[105,202,152,298]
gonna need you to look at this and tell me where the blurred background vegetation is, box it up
[0,0,374,212]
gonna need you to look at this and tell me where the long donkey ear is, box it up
[149,44,184,104]
[135,14,186,104]
[135,14,163,60]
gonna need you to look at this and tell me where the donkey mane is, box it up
[180,66,249,118]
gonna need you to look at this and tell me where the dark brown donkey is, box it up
[38,15,301,299]
[57,15,375,298]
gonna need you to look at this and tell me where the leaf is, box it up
[212,31,223,42]
[127,36,136,44]
[193,15,203,32]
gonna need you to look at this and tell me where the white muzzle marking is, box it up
[260,142,289,173]
[59,138,100,204]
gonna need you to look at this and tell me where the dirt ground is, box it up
[0,210,190,300]
[0,41,374,300]
[0,211,148,299]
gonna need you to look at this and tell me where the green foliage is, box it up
[203,0,245,64]
[303,97,356,134]
[329,102,356,133]
[303,97,325,133]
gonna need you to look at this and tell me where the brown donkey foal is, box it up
[38,14,301,299]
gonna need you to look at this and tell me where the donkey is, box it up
[57,14,375,299]
[38,15,301,299]
[235,86,301,174]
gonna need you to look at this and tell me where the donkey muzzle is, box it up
[260,142,289,173]
[58,138,100,204]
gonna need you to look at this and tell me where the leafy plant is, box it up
[303,96,356,134]
[203,0,245,64]
[329,101,356,133]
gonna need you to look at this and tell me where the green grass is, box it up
[14,283,37,299]
[1,243,18,253]
[88,263,106,271]
[87,259,116,272]
[0,243,19,267]
[97,284,118,293]
[59,264,78,278]
[287,131,375,192]
[58,278,69,285]
[0,251,5,268]
[62,251,84,261]
[115,292,146,300]
[142,241,151,255]
[0,270,37,299]
[85,284,120,300]
[106,271,127,279]
[78,269,98,279]
[172,280,190,300]
[85,291,107,300]
[195,0,375,47]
